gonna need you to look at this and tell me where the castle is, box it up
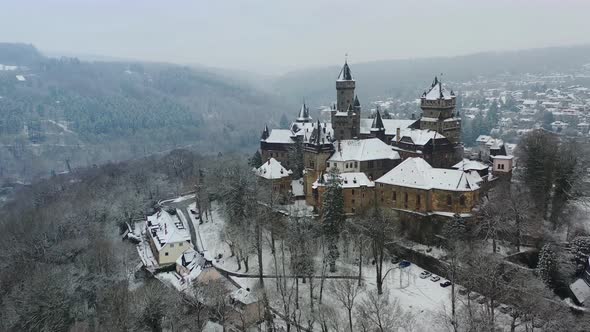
[257,61,498,218]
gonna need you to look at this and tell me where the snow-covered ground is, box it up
[148,196,520,331]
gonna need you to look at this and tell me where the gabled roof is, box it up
[146,209,191,251]
[337,61,353,81]
[376,157,481,192]
[395,128,445,146]
[255,158,292,180]
[453,159,489,171]
[422,76,454,101]
[264,129,295,144]
[329,138,400,162]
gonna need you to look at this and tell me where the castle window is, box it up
[354,161,358,168]
[351,189,355,195]
[368,161,374,168]
[446,195,452,207]
[352,199,355,204]
[404,193,408,209]
[326,162,330,168]
[460,195,466,206]
[416,194,421,210]
[392,191,397,201]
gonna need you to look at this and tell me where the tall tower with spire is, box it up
[332,61,361,140]
[419,76,461,144]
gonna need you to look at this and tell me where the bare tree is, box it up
[328,277,363,332]
[355,289,414,332]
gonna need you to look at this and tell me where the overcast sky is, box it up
[2,0,590,74]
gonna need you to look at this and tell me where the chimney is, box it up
[396,128,401,142]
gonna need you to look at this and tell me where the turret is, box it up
[370,109,386,142]
[296,103,312,123]
[419,76,461,144]
[261,125,270,140]
[336,61,355,112]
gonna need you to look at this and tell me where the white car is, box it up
[430,275,441,282]
[419,271,432,279]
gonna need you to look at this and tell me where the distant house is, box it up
[145,209,192,265]
[475,135,507,162]
[375,157,482,216]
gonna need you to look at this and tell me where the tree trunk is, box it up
[295,277,299,309]
[309,277,314,313]
[348,308,353,332]
[243,256,249,272]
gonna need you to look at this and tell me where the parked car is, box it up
[440,280,452,288]
[399,260,411,268]
[430,275,441,282]
[477,296,487,304]
[468,292,481,300]
[419,271,431,279]
[499,305,511,314]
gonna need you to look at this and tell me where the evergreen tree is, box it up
[248,150,263,168]
[537,244,558,288]
[287,139,304,178]
[321,168,345,272]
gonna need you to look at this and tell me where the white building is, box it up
[146,209,192,265]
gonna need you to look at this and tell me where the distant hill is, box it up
[272,44,590,106]
[0,43,292,182]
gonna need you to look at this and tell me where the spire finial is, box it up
[345,52,348,63]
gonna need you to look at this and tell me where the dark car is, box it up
[399,260,411,268]
[390,256,400,264]
[440,280,452,288]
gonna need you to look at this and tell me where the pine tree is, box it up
[248,150,263,168]
[287,139,304,178]
[321,168,345,272]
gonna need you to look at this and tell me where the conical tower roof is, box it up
[370,110,385,131]
[337,61,353,81]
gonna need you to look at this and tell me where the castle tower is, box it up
[419,76,461,144]
[370,109,386,142]
[303,120,334,205]
[336,61,355,111]
[332,61,360,140]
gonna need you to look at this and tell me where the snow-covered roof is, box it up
[313,172,374,189]
[376,157,481,192]
[570,278,590,305]
[255,158,292,180]
[329,138,400,162]
[476,135,492,143]
[176,248,207,279]
[423,77,453,101]
[359,118,416,136]
[146,209,191,251]
[395,129,444,146]
[264,129,294,144]
[297,103,312,122]
[453,159,488,171]
[492,155,513,160]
